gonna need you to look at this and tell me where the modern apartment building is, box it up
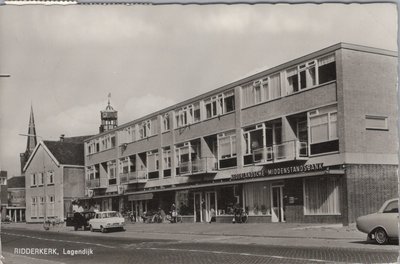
[83,43,398,225]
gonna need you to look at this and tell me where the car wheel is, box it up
[100,226,106,233]
[90,225,94,232]
[374,228,389,245]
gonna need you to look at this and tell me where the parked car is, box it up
[88,211,125,233]
[66,211,96,231]
[356,198,399,244]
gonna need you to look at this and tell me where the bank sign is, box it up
[231,163,324,180]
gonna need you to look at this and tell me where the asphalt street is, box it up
[1,228,398,264]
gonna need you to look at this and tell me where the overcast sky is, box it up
[0,3,397,177]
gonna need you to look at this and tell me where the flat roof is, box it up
[85,42,397,142]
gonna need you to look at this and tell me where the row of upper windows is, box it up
[86,54,336,155]
[30,171,54,187]
[241,54,336,108]
[87,133,116,155]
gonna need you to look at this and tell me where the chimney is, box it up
[60,134,65,142]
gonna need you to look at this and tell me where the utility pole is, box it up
[0,74,10,264]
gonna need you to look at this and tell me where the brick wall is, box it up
[345,164,398,223]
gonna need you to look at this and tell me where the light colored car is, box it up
[88,211,125,233]
[356,198,399,244]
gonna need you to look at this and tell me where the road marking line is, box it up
[2,232,116,249]
[140,246,356,263]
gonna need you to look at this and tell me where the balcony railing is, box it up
[120,171,148,184]
[86,178,100,188]
[251,140,308,164]
[178,157,217,175]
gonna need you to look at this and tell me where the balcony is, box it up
[178,157,217,175]
[120,171,148,184]
[248,140,308,165]
[86,178,102,188]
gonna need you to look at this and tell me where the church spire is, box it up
[26,104,38,153]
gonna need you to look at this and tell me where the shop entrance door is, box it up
[205,191,217,222]
[194,192,203,222]
[271,186,284,222]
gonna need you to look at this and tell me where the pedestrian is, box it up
[209,208,216,223]
[171,203,177,223]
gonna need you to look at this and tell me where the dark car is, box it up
[66,211,96,231]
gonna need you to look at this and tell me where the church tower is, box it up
[99,93,118,133]
[20,105,38,174]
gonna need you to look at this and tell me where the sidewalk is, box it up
[2,221,365,240]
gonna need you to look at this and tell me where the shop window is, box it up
[318,55,336,84]
[365,115,388,130]
[243,182,271,216]
[309,105,338,155]
[217,186,240,215]
[304,176,341,215]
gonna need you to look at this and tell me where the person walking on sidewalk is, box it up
[171,203,177,223]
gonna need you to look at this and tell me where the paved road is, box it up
[1,229,398,264]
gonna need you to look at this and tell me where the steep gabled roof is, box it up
[7,176,25,188]
[43,141,85,166]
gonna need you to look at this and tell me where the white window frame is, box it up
[243,124,265,155]
[162,148,172,170]
[31,174,36,187]
[47,171,54,185]
[31,197,37,217]
[107,161,117,179]
[39,196,45,217]
[308,108,338,145]
[147,150,159,173]
[139,120,151,139]
[48,195,55,217]
[162,114,170,132]
[37,173,44,186]
[217,131,237,160]
[365,115,388,130]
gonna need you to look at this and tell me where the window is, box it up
[108,161,116,185]
[38,173,44,186]
[193,102,201,122]
[243,125,264,155]
[365,115,388,130]
[318,55,336,84]
[39,196,45,217]
[48,195,55,217]
[205,90,235,119]
[309,105,338,155]
[31,174,36,187]
[223,91,235,113]
[242,76,280,108]
[87,165,99,180]
[31,197,37,217]
[218,131,237,168]
[162,114,170,132]
[286,67,299,93]
[304,176,341,215]
[47,171,54,185]
[147,151,159,179]
[139,120,151,139]
[150,117,158,136]
[162,148,172,169]
[286,54,336,95]
[243,182,271,216]
[383,201,399,213]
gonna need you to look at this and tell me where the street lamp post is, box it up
[18,134,49,230]
[0,74,10,264]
